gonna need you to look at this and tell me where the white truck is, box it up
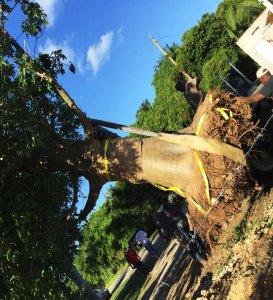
[235,0,273,175]
[236,0,273,73]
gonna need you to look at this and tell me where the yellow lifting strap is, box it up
[195,111,211,206]
[193,150,211,206]
[103,139,111,181]
[215,107,233,120]
[153,93,232,215]
[153,184,209,215]
[194,93,234,206]
[196,113,207,136]
[208,93,213,104]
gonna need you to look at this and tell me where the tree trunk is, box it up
[81,137,196,195]
[40,92,256,235]
[67,265,99,299]
[75,92,256,233]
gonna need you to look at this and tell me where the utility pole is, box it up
[148,34,192,81]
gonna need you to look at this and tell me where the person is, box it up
[163,202,192,236]
[163,202,208,258]
[238,67,273,104]
[151,210,177,242]
[124,248,150,276]
[158,192,187,215]
[134,229,159,258]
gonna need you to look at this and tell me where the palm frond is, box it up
[226,5,237,31]
[238,0,263,10]
[224,26,238,40]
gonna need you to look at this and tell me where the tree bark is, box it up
[67,265,99,299]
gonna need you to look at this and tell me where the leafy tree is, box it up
[200,47,239,91]
[134,55,192,132]
[0,1,83,298]
[216,0,263,39]
[73,182,161,286]
[174,9,261,93]
[176,13,232,78]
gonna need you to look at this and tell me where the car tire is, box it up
[249,149,273,175]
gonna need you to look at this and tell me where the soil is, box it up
[134,185,273,300]
[188,92,260,247]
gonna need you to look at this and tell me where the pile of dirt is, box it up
[188,92,260,246]
[161,189,273,300]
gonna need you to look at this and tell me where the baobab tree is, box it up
[2,19,255,225]
[0,1,259,297]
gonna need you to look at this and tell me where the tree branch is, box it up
[69,176,79,216]
[77,181,101,222]
[1,28,93,140]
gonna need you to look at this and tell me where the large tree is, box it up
[0,0,259,297]
[175,9,261,92]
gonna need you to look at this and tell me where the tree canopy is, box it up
[133,54,193,132]
[0,1,81,298]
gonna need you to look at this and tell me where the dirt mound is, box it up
[189,191,273,300]
[188,92,260,246]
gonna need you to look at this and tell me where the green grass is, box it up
[110,254,155,300]
[233,219,247,242]
[105,264,127,289]
[110,269,148,300]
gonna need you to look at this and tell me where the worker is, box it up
[151,210,177,242]
[134,229,159,258]
[238,67,273,104]
[163,202,192,239]
[124,248,150,276]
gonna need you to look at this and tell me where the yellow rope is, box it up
[103,139,111,181]
[194,94,234,206]
[153,184,208,215]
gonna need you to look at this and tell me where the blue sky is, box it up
[9,0,222,213]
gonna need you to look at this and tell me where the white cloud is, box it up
[39,36,75,62]
[38,29,122,77]
[35,0,61,27]
[86,31,114,76]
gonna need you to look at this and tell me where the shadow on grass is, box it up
[141,248,203,300]
[111,237,173,299]
[113,258,157,300]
